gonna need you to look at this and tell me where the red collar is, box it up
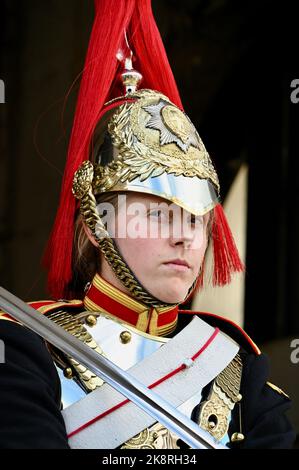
[83,274,178,336]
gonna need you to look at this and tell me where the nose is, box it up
[169,217,195,249]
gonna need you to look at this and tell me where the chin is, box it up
[154,286,189,304]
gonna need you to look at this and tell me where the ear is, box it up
[82,223,99,248]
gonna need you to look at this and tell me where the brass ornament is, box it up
[121,422,180,449]
[145,101,199,151]
[121,69,142,95]
[117,46,143,95]
[215,353,243,405]
[198,385,230,441]
[85,314,97,327]
[198,353,243,442]
[72,160,94,199]
[231,432,245,442]
[93,90,219,194]
[119,330,132,344]
[63,367,73,379]
[121,428,157,449]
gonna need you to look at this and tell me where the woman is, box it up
[0,0,295,449]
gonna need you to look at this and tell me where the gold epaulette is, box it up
[29,299,83,314]
[0,299,84,324]
[0,312,18,323]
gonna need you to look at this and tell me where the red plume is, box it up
[43,0,136,299]
[212,204,245,285]
[129,0,183,109]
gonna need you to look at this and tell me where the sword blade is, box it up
[0,286,226,449]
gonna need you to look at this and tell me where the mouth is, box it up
[162,259,191,272]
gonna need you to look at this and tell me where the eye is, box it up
[187,214,204,225]
[149,209,161,218]
[148,209,169,222]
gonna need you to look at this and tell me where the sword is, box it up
[0,286,226,449]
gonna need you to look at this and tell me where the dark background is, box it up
[1,0,299,440]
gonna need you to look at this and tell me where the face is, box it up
[98,192,210,304]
